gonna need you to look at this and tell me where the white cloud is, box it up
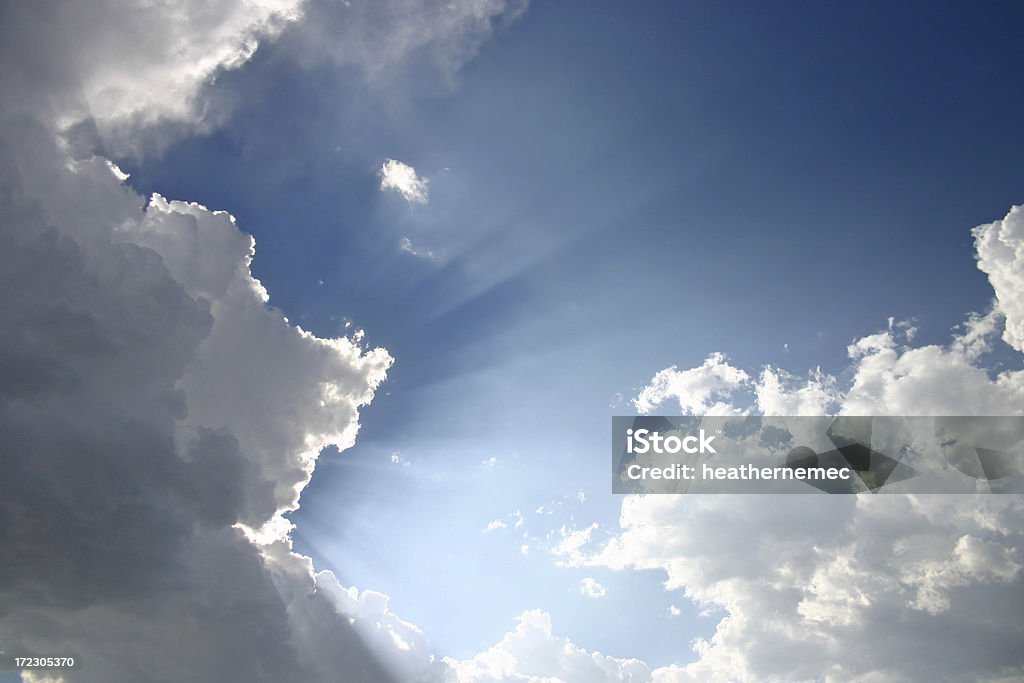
[399,236,438,260]
[634,352,750,415]
[503,206,1024,683]
[974,205,1024,352]
[484,519,508,532]
[444,610,652,683]
[380,159,430,204]
[552,523,600,567]
[513,509,526,529]
[579,578,607,599]
[754,366,841,416]
[585,493,1024,682]
[576,207,1024,681]
[0,0,529,158]
[0,0,303,155]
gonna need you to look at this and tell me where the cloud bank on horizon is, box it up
[0,1,1022,682]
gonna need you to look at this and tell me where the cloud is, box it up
[399,236,438,260]
[634,352,750,415]
[974,205,1024,352]
[552,523,599,567]
[579,578,607,599]
[0,1,531,681]
[513,509,526,529]
[381,159,430,204]
[445,213,1024,683]
[484,519,509,532]
[571,204,1024,682]
[0,0,529,159]
[0,113,400,680]
[0,0,303,156]
[444,610,652,683]
[280,0,528,83]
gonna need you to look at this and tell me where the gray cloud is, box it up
[0,0,541,678]
[0,112,396,680]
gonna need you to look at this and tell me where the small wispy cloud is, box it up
[398,236,437,260]
[579,578,606,599]
[512,509,525,529]
[380,159,429,204]
[483,519,508,532]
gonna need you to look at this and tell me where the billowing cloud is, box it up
[445,610,652,683]
[381,159,430,204]
[587,494,1024,683]
[0,111,397,680]
[0,0,548,679]
[0,0,528,157]
[569,205,1024,682]
[3,0,1023,680]
[0,0,303,154]
[634,352,750,415]
[975,205,1024,353]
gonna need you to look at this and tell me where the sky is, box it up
[1,1,1024,682]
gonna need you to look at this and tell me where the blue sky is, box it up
[110,0,1024,668]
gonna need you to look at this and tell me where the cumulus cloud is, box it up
[0,0,504,677]
[381,159,430,204]
[974,204,1024,352]
[571,204,1024,682]
[0,0,528,158]
[634,352,750,415]
[442,215,1024,683]
[0,0,303,155]
[445,610,651,683]
[0,113,397,681]
[0,1,537,681]
[585,493,1024,682]
[579,578,607,599]
[4,0,1023,681]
